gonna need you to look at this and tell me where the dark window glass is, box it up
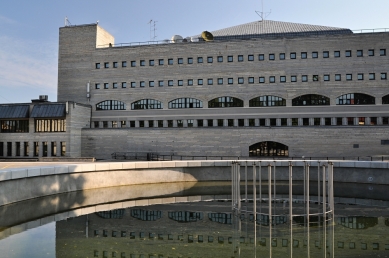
[358,73,364,80]
[131,61,136,67]
[168,80,173,86]
[324,75,330,81]
[383,94,389,104]
[104,62,109,68]
[188,79,193,86]
[140,81,145,87]
[279,53,285,60]
[290,52,296,59]
[228,56,233,62]
[381,73,387,80]
[131,99,163,110]
[259,77,265,83]
[249,141,288,157]
[178,58,183,64]
[369,73,375,80]
[238,77,244,84]
[280,76,286,82]
[197,57,203,63]
[368,49,374,56]
[95,63,100,69]
[301,52,307,59]
[207,57,213,63]
[312,52,318,58]
[188,57,193,64]
[357,50,363,57]
[158,80,164,87]
[345,50,352,57]
[208,96,244,108]
[1,120,29,133]
[334,51,340,57]
[269,54,275,60]
[323,51,329,58]
[313,75,319,81]
[197,119,203,127]
[217,56,223,62]
[113,82,118,88]
[131,82,136,88]
[380,49,386,56]
[258,54,264,61]
[218,78,223,85]
[269,76,275,83]
[168,98,203,109]
[178,80,183,86]
[96,100,126,110]
[121,82,126,88]
[249,96,286,107]
[302,75,308,82]
[149,81,154,87]
[168,58,173,65]
[122,61,127,67]
[335,74,341,81]
[104,83,109,89]
[292,94,330,106]
[248,77,254,84]
[346,74,352,81]
[207,78,213,85]
[95,83,100,89]
[248,55,254,61]
[140,60,145,66]
[291,76,297,82]
[158,59,164,65]
[238,55,243,62]
[113,62,118,68]
[336,93,375,105]
[228,78,233,84]
[198,79,203,85]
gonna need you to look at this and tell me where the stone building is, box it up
[2,20,389,159]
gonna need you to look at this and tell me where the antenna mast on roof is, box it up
[64,16,72,27]
[148,19,158,41]
[255,0,271,21]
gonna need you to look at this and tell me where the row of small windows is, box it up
[96,93,382,111]
[95,49,387,68]
[93,116,389,129]
[1,119,66,133]
[0,141,66,157]
[94,73,388,89]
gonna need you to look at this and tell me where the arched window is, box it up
[168,98,203,109]
[382,94,389,104]
[208,96,243,108]
[249,96,286,107]
[96,100,126,110]
[336,93,375,105]
[292,94,330,106]
[249,141,289,157]
[131,99,162,110]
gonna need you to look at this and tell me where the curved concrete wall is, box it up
[0,160,388,206]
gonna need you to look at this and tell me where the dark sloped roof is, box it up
[193,20,352,40]
[30,104,66,118]
[0,105,29,119]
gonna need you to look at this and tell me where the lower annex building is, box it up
[2,20,389,159]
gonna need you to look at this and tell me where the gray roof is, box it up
[194,20,352,40]
[0,105,29,119]
[30,104,66,118]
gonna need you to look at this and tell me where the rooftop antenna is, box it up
[148,19,158,41]
[255,0,271,21]
[64,16,72,27]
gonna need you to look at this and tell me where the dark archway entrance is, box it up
[249,141,289,157]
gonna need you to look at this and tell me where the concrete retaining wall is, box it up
[0,160,388,206]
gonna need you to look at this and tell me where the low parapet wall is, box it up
[0,160,388,206]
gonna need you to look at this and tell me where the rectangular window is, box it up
[303,118,309,126]
[178,80,183,86]
[228,78,233,84]
[113,82,118,88]
[207,119,213,127]
[279,53,285,60]
[60,142,66,156]
[95,83,100,89]
[335,74,341,81]
[324,75,330,81]
[357,50,363,57]
[1,120,29,133]
[187,119,194,127]
[269,76,275,83]
[290,52,296,59]
[103,121,108,128]
[140,81,145,87]
[217,56,223,62]
[346,74,352,81]
[158,80,164,87]
[345,50,352,57]
[188,79,193,86]
[158,59,164,65]
[168,80,173,86]
[35,119,66,132]
[121,121,126,127]
[104,62,109,68]
[34,142,39,156]
[140,60,145,66]
[323,51,329,58]
[198,79,203,85]
[157,120,163,127]
[148,120,154,128]
[381,73,387,80]
[129,121,135,127]
[281,118,287,126]
[358,73,364,80]
[325,118,331,126]
[280,76,286,82]
[217,119,223,127]
[168,58,173,65]
[139,121,144,127]
[95,63,100,69]
[207,78,213,85]
[187,57,193,64]
[24,142,29,156]
[238,77,244,84]
[259,77,265,83]
[42,142,48,157]
[269,54,275,60]
[131,61,136,67]
[314,118,320,126]
[228,119,234,127]
[336,117,343,125]
[121,82,126,88]
[227,56,233,62]
[260,119,266,126]
[248,55,254,61]
[369,73,375,80]
[113,62,118,68]
[291,75,297,82]
[258,54,264,61]
[131,82,136,88]
[301,52,307,59]
[94,121,99,128]
[104,83,109,89]
[197,57,203,63]
[312,52,318,58]
[16,142,20,156]
[380,49,386,56]
[238,55,243,62]
[149,81,154,87]
[150,60,155,66]
[207,57,213,63]
[334,51,340,57]
[248,77,254,84]
[217,78,223,85]
[302,75,308,82]
[313,75,319,81]
[197,119,203,127]
[238,119,244,127]
[177,58,183,64]
[368,49,374,56]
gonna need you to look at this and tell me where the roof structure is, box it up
[30,104,66,118]
[0,105,29,119]
[193,20,352,40]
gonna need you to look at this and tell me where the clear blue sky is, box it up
[0,0,388,103]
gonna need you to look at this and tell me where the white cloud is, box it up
[0,15,16,25]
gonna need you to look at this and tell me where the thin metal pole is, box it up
[259,162,262,225]
[268,164,272,258]
[289,162,293,258]
[231,162,234,211]
[273,162,276,228]
[323,164,327,258]
[306,163,310,258]
[238,162,241,212]
[253,162,257,252]
[245,161,248,208]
